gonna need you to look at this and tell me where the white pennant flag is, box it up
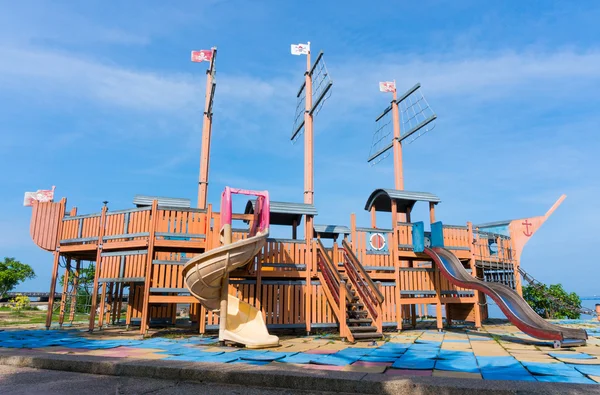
[291,42,310,55]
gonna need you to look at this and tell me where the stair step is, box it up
[347,310,368,317]
[347,318,372,324]
[349,326,377,332]
[346,303,364,308]
[352,332,383,340]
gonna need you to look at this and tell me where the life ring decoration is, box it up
[369,232,387,251]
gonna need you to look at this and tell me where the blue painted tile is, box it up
[438,350,475,360]
[391,356,436,370]
[571,364,600,376]
[535,375,595,384]
[548,352,595,360]
[435,357,479,373]
[359,355,399,363]
[278,353,314,364]
[240,351,294,362]
[523,362,583,377]
[309,354,359,366]
[230,360,270,366]
[481,371,536,382]
[476,356,520,370]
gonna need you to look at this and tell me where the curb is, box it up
[0,351,598,395]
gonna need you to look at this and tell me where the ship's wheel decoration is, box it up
[369,233,387,251]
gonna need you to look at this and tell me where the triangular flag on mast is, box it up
[291,43,310,55]
[379,81,396,92]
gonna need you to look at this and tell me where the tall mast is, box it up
[390,83,404,190]
[197,47,217,209]
[304,43,313,205]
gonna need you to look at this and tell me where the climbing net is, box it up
[519,267,595,317]
[368,83,436,166]
[291,52,333,144]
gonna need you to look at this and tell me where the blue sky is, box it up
[1,1,599,296]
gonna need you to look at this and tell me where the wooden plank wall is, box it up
[352,230,393,269]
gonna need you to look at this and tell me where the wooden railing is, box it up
[442,224,470,251]
[315,239,353,340]
[61,213,102,244]
[395,222,413,250]
[352,227,393,269]
[341,240,384,333]
[473,230,514,264]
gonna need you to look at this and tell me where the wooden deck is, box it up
[31,199,517,337]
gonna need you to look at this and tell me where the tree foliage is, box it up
[0,257,36,298]
[11,294,32,313]
[59,264,95,295]
[523,283,582,319]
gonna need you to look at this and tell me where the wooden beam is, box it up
[88,205,107,332]
[140,200,159,335]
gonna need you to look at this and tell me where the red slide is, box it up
[424,247,587,348]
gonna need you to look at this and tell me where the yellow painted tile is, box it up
[129,353,167,360]
[433,370,482,380]
[557,358,600,365]
[342,365,387,373]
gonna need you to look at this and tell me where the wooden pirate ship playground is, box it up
[27,45,588,348]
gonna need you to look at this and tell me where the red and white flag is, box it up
[191,50,213,63]
[379,81,396,92]
[23,186,55,207]
[291,43,310,55]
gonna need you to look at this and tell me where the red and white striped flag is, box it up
[23,186,55,207]
[191,50,213,63]
[379,81,396,92]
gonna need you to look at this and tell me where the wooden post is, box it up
[339,280,348,339]
[391,200,402,330]
[391,86,404,190]
[69,259,80,323]
[126,283,134,329]
[434,270,443,332]
[370,206,376,228]
[304,44,314,206]
[98,282,108,328]
[139,200,159,335]
[468,222,482,328]
[197,48,217,210]
[116,282,124,324]
[305,237,313,334]
[219,253,231,343]
[58,257,71,327]
[429,202,436,224]
[45,252,61,329]
[45,198,67,330]
[376,281,383,333]
[88,205,108,332]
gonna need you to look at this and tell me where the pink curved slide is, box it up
[424,247,587,348]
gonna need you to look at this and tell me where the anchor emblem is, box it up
[522,220,533,237]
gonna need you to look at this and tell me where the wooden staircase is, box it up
[316,239,383,342]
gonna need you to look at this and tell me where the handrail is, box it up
[341,240,384,303]
[316,239,352,304]
[316,239,342,285]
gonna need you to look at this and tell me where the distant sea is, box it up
[427,298,600,320]
[486,297,600,320]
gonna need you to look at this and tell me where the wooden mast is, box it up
[391,82,404,191]
[197,47,217,209]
